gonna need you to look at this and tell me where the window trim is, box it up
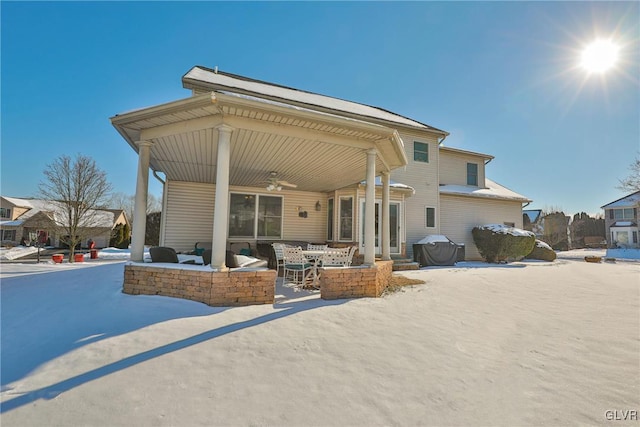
[327,197,334,241]
[425,206,436,228]
[228,192,284,240]
[0,208,11,219]
[467,162,478,186]
[413,141,429,163]
[338,196,354,241]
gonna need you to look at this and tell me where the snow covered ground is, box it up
[1,255,638,426]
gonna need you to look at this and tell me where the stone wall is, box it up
[319,260,393,300]
[123,264,276,307]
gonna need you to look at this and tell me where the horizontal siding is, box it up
[164,181,216,252]
[163,180,327,252]
[391,131,440,256]
[439,150,486,187]
[440,194,524,260]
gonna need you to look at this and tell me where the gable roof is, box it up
[182,66,448,136]
[0,197,122,228]
[601,190,640,209]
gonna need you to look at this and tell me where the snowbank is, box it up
[0,246,39,260]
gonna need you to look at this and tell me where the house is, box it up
[111,66,530,270]
[0,196,129,248]
[601,191,640,248]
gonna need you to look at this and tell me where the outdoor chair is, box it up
[272,243,287,276]
[202,249,212,266]
[307,243,328,251]
[283,246,313,287]
[347,246,357,266]
[320,247,351,267]
[149,246,199,264]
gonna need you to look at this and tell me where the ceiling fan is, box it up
[265,171,297,191]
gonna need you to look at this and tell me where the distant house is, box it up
[111,66,531,267]
[0,196,129,248]
[601,191,640,248]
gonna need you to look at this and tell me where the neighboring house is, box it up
[0,196,129,248]
[601,191,640,248]
[523,209,543,236]
[111,66,530,266]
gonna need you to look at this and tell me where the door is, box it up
[360,201,401,254]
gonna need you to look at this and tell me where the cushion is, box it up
[239,248,252,256]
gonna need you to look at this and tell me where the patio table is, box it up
[301,249,325,288]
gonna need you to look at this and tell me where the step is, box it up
[392,261,420,271]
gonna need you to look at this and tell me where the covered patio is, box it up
[111,68,409,305]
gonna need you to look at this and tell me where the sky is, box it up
[1,1,638,217]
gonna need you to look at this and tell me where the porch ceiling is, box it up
[111,92,407,193]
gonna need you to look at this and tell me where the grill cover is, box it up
[413,235,461,267]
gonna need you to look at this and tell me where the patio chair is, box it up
[202,249,212,266]
[320,247,351,267]
[149,247,183,263]
[347,246,357,266]
[307,243,328,251]
[272,243,287,276]
[283,246,313,287]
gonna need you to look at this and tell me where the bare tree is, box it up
[109,192,161,227]
[39,154,112,261]
[617,155,640,193]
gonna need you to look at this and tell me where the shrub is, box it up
[526,239,557,261]
[472,224,536,263]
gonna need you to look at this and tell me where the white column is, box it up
[210,124,234,271]
[131,140,153,262]
[381,171,391,261]
[364,149,377,266]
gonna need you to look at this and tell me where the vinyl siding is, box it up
[163,180,327,252]
[440,194,525,260]
[439,150,486,187]
[390,131,440,256]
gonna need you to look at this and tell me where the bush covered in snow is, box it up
[472,224,536,263]
[526,239,557,261]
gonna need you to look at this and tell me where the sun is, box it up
[580,39,620,73]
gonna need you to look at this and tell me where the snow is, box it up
[0,246,39,260]
[439,178,531,202]
[1,256,638,426]
[535,239,552,250]
[185,66,438,130]
[416,234,452,244]
[476,223,535,237]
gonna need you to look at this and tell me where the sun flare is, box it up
[580,39,619,73]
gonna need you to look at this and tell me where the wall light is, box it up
[315,201,321,211]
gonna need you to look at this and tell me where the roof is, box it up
[182,66,448,135]
[0,197,121,228]
[439,178,531,203]
[601,191,640,209]
[359,176,415,194]
[440,146,494,160]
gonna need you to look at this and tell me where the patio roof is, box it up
[111,89,409,193]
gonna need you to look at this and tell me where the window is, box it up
[339,197,353,240]
[425,207,435,228]
[0,208,11,219]
[327,198,334,240]
[504,222,515,227]
[414,142,429,163]
[612,208,636,220]
[2,230,15,241]
[467,163,478,186]
[257,195,282,238]
[633,231,638,244]
[228,193,283,239]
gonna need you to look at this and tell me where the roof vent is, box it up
[214,66,218,74]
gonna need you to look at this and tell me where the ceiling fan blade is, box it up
[278,181,297,188]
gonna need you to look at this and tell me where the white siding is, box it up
[440,194,525,260]
[162,180,327,252]
[390,131,440,256]
[163,181,216,252]
[439,150,486,187]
